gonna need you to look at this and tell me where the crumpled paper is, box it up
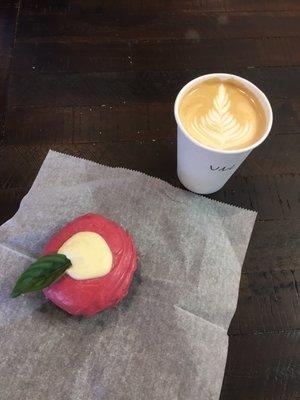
[0,151,256,400]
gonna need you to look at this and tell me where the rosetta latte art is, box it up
[194,84,253,148]
[179,78,266,150]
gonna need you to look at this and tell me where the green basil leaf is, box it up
[11,254,71,298]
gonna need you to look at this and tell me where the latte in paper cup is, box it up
[174,73,273,194]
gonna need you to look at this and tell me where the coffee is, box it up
[179,78,267,151]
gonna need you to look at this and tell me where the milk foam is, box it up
[179,79,266,151]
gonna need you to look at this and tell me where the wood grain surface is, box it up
[0,1,299,399]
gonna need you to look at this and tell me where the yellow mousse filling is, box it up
[58,231,113,280]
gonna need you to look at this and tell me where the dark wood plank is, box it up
[212,173,300,220]
[0,4,18,54]
[274,99,300,134]
[0,56,10,71]
[11,38,300,74]
[132,38,300,70]
[219,0,300,12]
[12,42,133,73]
[20,0,69,14]
[0,73,8,115]
[0,1,19,62]
[21,0,300,14]
[244,219,300,273]
[4,104,174,144]
[0,187,27,224]
[7,67,300,107]
[15,12,300,42]
[3,99,300,145]
[0,142,178,189]
[230,268,300,334]
[0,1,19,138]
[244,135,300,175]
[221,331,300,399]
[5,106,75,144]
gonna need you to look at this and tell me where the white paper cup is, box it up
[174,73,273,194]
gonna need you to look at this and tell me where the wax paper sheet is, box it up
[0,150,257,400]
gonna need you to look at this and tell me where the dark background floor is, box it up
[0,1,300,399]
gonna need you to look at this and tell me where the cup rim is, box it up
[174,72,273,155]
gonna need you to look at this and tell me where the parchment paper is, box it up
[0,150,257,400]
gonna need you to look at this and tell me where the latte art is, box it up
[197,84,253,147]
[179,78,266,151]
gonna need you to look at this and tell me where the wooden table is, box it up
[1,1,299,399]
